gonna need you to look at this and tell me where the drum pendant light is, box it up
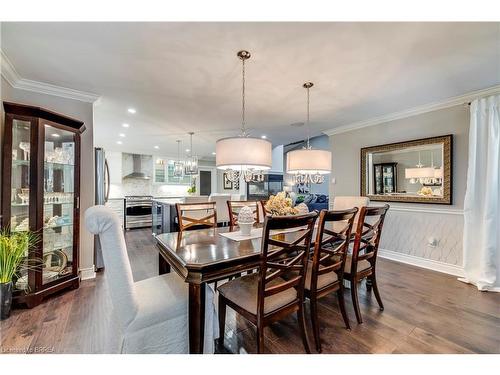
[216,50,272,183]
[286,82,332,184]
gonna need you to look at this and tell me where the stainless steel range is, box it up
[124,195,153,230]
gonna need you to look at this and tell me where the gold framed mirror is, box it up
[360,135,453,204]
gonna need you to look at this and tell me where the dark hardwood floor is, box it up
[1,228,499,354]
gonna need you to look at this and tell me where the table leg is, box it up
[188,282,206,354]
[158,253,171,275]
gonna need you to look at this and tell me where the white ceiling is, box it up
[2,22,499,158]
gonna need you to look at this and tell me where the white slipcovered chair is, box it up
[84,205,218,354]
[208,194,231,224]
[332,196,370,225]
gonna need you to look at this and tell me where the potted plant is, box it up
[187,184,196,196]
[0,229,38,320]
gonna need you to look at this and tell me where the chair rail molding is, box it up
[324,84,500,136]
[1,49,100,103]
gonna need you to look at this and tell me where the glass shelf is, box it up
[12,159,30,167]
[44,161,75,170]
[43,222,73,229]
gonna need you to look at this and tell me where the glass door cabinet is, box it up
[1,102,85,308]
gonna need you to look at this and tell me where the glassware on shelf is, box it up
[19,142,30,160]
[44,192,73,204]
[45,147,73,165]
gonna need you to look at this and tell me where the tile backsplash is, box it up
[109,179,190,198]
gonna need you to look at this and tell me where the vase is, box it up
[239,222,254,236]
[0,281,13,320]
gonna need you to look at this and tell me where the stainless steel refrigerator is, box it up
[94,147,110,271]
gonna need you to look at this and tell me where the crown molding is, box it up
[1,49,100,103]
[323,84,500,136]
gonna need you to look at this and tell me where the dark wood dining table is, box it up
[155,225,313,354]
[155,226,265,353]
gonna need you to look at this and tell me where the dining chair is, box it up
[227,200,260,231]
[344,204,390,324]
[305,208,358,352]
[84,205,218,353]
[332,196,370,227]
[176,201,217,233]
[208,194,231,225]
[217,212,318,353]
[260,200,269,217]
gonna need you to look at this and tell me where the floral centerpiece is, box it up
[265,192,299,216]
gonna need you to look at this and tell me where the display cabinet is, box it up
[373,162,397,195]
[1,102,85,308]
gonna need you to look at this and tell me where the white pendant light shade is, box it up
[434,167,443,179]
[216,137,272,170]
[405,167,435,179]
[286,149,331,174]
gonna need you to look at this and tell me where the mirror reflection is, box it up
[361,135,452,204]
[368,144,443,198]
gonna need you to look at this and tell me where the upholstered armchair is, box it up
[85,205,218,353]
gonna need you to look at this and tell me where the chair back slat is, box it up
[257,212,318,315]
[176,202,217,232]
[351,204,390,274]
[309,208,358,293]
[227,200,260,230]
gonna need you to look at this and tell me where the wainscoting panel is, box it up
[380,206,464,266]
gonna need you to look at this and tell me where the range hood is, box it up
[123,154,151,180]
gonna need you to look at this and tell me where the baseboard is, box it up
[80,266,96,280]
[378,248,465,277]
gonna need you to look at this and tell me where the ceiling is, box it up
[1,22,499,158]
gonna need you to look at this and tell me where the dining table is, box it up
[155,224,316,354]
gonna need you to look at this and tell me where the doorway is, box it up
[199,170,212,196]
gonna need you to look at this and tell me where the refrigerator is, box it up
[94,147,110,271]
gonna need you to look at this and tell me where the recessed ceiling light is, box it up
[127,108,136,114]
[261,135,267,139]
[119,133,126,137]
[154,146,159,149]
[51,133,60,138]
[212,152,216,155]
[185,148,190,152]
[116,141,123,145]
[122,123,130,128]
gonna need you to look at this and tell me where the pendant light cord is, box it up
[306,85,310,149]
[241,57,246,136]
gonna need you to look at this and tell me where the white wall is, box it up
[1,76,95,275]
[329,104,469,268]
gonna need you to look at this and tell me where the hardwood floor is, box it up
[1,228,499,354]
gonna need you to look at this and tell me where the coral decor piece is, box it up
[237,205,255,224]
[295,203,309,215]
[265,192,299,216]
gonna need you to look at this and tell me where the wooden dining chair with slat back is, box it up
[260,200,269,217]
[227,200,260,230]
[306,208,358,352]
[344,204,389,324]
[175,202,217,233]
[217,211,318,353]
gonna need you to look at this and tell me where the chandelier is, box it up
[216,50,272,183]
[173,140,184,178]
[405,151,437,185]
[184,132,199,175]
[286,82,332,184]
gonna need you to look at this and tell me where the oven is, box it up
[124,195,153,230]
